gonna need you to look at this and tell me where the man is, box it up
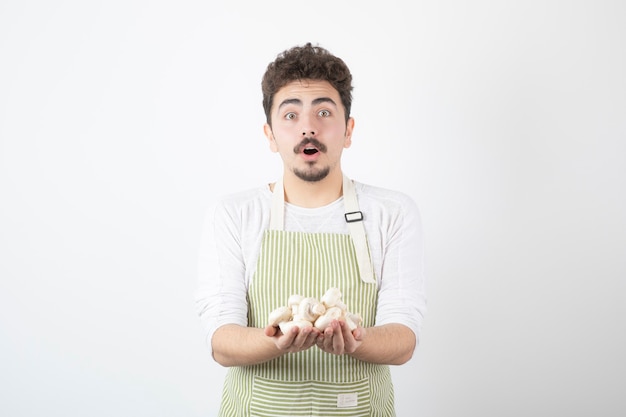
[196,43,426,416]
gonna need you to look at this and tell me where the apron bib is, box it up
[218,176,395,417]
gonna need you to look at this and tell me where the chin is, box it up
[293,167,330,182]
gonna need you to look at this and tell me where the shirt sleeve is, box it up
[194,199,249,353]
[374,192,427,344]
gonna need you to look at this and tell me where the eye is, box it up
[285,112,296,120]
[318,109,331,117]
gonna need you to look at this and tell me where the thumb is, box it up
[352,327,365,341]
[264,325,279,337]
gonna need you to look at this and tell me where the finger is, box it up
[293,326,313,348]
[321,327,334,351]
[277,326,298,349]
[340,321,358,352]
[304,329,320,347]
[331,321,345,353]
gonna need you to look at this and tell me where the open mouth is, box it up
[303,147,319,155]
[295,138,326,156]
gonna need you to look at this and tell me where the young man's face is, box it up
[264,79,354,183]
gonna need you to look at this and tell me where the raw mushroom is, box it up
[279,319,312,334]
[268,306,292,327]
[345,312,363,331]
[296,297,326,322]
[321,287,346,311]
[267,288,362,334]
[287,294,304,316]
[314,306,343,331]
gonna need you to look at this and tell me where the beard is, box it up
[293,164,330,182]
[292,137,330,182]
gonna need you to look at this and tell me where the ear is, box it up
[263,123,279,153]
[343,117,355,149]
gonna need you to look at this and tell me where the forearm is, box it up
[351,323,416,365]
[212,324,282,367]
[212,323,321,367]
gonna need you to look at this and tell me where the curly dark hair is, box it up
[261,43,353,125]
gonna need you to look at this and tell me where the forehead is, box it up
[273,79,341,108]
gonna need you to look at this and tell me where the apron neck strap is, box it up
[269,177,285,231]
[269,175,376,284]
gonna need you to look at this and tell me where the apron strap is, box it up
[269,178,285,231]
[342,175,376,284]
[269,175,376,284]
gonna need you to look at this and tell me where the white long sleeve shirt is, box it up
[195,180,427,353]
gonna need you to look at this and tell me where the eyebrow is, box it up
[277,97,337,110]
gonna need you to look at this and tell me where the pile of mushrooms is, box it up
[268,287,362,333]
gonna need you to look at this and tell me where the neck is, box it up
[281,170,344,208]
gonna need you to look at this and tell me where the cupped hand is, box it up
[315,319,365,355]
[264,324,320,353]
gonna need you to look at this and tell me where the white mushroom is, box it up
[345,312,363,331]
[268,306,292,327]
[314,306,343,331]
[287,294,304,315]
[279,319,312,334]
[321,287,343,308]
[267,288,361,334]
[297,297,325,322]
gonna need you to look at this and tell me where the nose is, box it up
[300,113,317,136]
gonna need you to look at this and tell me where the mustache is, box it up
[294,137,327,154]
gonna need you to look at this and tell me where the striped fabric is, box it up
[218,230,395,417]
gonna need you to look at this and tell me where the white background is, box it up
[1,1,625,416]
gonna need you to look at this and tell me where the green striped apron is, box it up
[218,176,395,417]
